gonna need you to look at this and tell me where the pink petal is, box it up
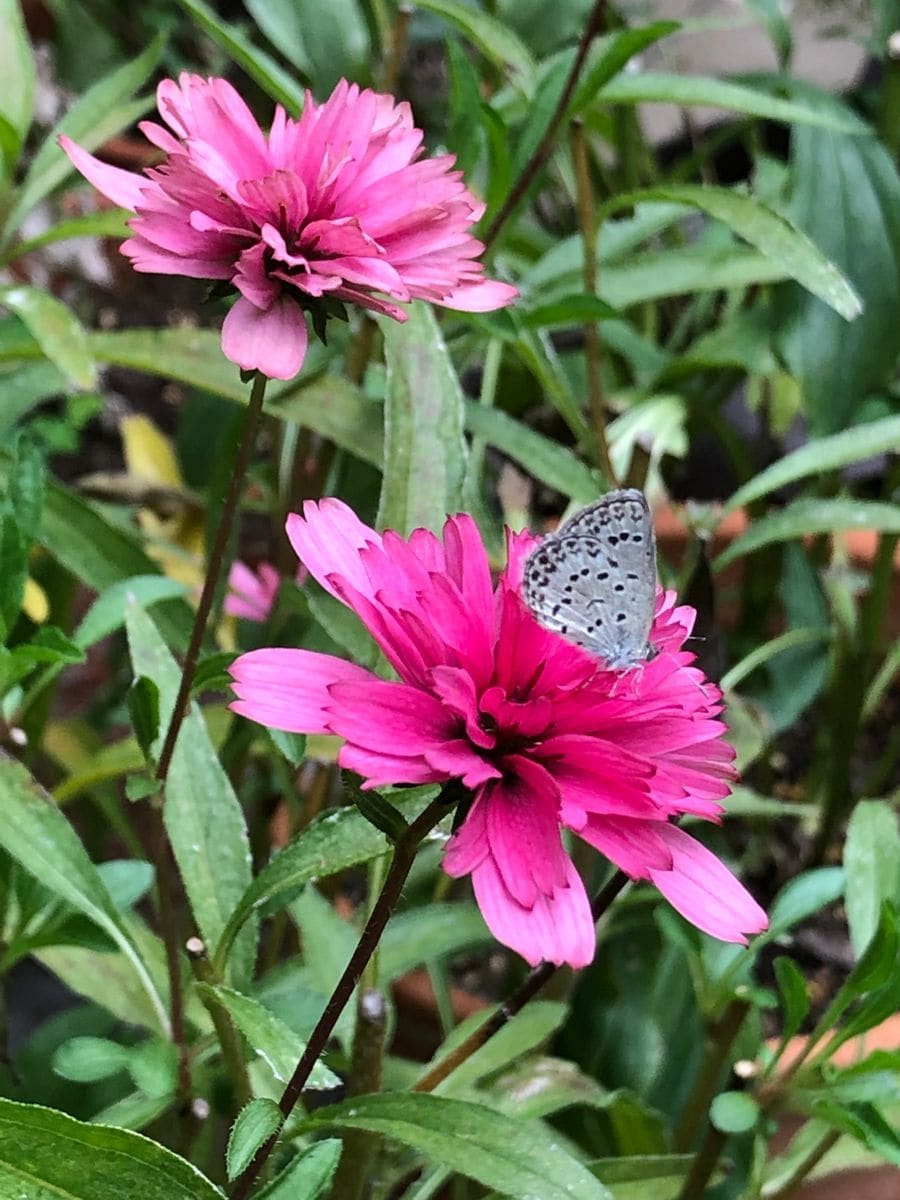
[484,757,567,907]
[285,500,382,603]
[471,853,595,968]
[229,647,372,733]
[221,295,308,380]
[437,279,519,312]
[578,815,674,877]
[59,136,147,211]
[649,825,768,944]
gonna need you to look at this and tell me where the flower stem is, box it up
[765,1128,841,1200]
[673,996,751,1151]
[327,988,388,1200]
[569,118,618,487]
[229,796,448,1200]
[412,869,629,1094]
[149,370,268,1126]
[484,0,608,250]
[383,3,413,94]
[675,1122,728,1200]
[156,371,269,781]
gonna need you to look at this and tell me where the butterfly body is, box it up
[522,489,657,670]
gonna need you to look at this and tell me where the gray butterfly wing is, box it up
[522,489,657,670]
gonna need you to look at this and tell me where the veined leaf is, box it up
[379,303,468,535]
[714,499,900,569]
[0,755,169,1034]
[303,1093,610,1200]
[0,0,35,181]
[602,185,860,319]
[0,1097,222,1199]
[595,72,867,133]
[412,0,535,82]
[126,604,256,985]
[725,416,900,513]
[0,286,95,389]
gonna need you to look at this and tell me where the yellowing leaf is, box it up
[120,415,204,590]
[23,576,49,623]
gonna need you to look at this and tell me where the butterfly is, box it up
[522,488,657,670]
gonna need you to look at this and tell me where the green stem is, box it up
[673,997,751,1151]
[149,370,268,1123]
[765,1128,842,1200]
[676,1123,728,1200]
[878,53,900,157]
[155,371,269,782]
[328,988,387,1200]
[229,796,449,1200]
[189,938,253,1108]
[569,118,618,487]
[484,0,609,249]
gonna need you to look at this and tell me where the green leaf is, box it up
[427,1002,569,1096]
[0,1096,223,1198]
[199,983,340,1090]
[0,286,96,389]
[844,801,900,960]
[379,904,490,982]
[302,1093,611,1200]
[773,956,810,1045]
[0,754,169,1033]
[0,467,194,651]
[255,1140,342,1200]
[810,1099,900,1164]
[173,0,305,112]
[74,576,188,650]
[764,867,845,943]
[0,0,34,180]
[844,802,900,958]
[811,903,898,1048]
[719,627,830,692]
[775,124,900,433]
[0,361,67,434]
[267,728,307,766]
[725,416,900,514]
[600,245,787,308]
[6,36,163,232]
[87,329,380,467]
[35,945,169,1033]
[522,294,620,328]
[569,23,681,117]
[212,788,437,972]
[244,0,369,92]
[379,303,468,536]
[126,1038,178,1100]
[412,0,535,82]
[128,676,161,764]
[604,185,860,319]
[126,603,256,985]
[594,72,867,133]
[0,514,26,633]
[511,55,569,179]
[2,209,130,265]
[710,1090,759,1134]
[227,1098,283,1182]
[714,499,900,570]
[463,401,598,503]
[53,1036,128,1083]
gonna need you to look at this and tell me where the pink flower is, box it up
[60,75,517,380]
[229,500,767,967]
[225,561,285,622]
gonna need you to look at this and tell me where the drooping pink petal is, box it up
[59,136,147,210]
[221,295,308,379]
[649,824,768,944]
[471,853,595,968]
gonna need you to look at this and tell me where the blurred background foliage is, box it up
[0,1,898,1198]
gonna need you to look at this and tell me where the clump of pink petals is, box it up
[229,500,767,968]
[60,75,517,381]
[225,560,307,623]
